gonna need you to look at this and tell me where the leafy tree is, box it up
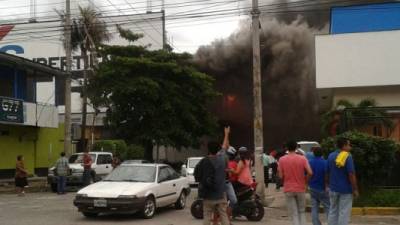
[88,28,218,161]
[321,98,394,137]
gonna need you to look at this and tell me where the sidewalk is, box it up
[264,184,400,224]
[0,177,48,194]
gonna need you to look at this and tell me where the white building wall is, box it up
[24,102,58,128]
[316,30,400,89]
[332,86,400,107]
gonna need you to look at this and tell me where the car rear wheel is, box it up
[175,191,187,209]
[82,212,98,218]
[141,197,156,219]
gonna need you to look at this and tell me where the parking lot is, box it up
[1,187,399,225]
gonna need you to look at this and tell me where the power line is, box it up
[104,0,162,47]
[0,0,309,22]
[0,0,391,43]
[0,0,238,22]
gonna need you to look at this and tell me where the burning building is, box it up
[194,0,388,149]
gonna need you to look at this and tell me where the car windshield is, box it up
[188,158,202,168]
[69,154,96,164]
[299,143,319,153]
[103,165,156,183]
[123,160,149,164]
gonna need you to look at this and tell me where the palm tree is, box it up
[322,98,394,137]
[61,6,110,151]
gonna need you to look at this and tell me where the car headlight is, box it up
[117,195,137,199]
[72,168,84,173]
[76,193,88,198]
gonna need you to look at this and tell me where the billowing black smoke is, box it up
[194,0,389,150]
[195,18,320,150]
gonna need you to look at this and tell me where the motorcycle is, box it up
[190,182,265,222]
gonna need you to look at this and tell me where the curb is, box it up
[307,206,400,216]
[352,207,400,216]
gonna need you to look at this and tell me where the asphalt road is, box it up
[0,188,399,225]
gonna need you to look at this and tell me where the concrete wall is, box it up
[153,142,208,163]
[332,86,400,107]
[0,125,36,174]
[0,124,64,177]
[35,124,65,169]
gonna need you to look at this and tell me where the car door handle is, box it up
[106,166,109,168]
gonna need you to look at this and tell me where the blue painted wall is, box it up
[331,2,400,34]
[0,65,27,100]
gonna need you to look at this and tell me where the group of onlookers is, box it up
[195,126,358,225]
[13,126,358,225]
[279,137,358,225]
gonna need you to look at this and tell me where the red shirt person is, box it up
[82,152,93,186]
[278,141,313,225]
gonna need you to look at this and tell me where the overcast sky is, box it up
[0,0,262,53]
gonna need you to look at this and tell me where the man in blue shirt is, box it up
[327,138,359,225]
[308,147,330,225]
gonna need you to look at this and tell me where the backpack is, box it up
[194,157,216,196]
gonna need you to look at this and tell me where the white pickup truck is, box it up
[48,152,113,192]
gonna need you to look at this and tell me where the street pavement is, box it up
[0,186,399,225]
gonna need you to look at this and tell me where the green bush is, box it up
[93,140,128,159]
[354,189,400,207]
[321,131,399,189]
[126,144,145,160]
[93,140,146,160]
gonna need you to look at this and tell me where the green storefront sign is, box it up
[0,97,24,123]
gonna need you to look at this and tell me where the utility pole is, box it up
[147,0,152,13]
[251,0,265,202]
[29,0,37,23]
[161,0,166,50]
[64,0,72,155]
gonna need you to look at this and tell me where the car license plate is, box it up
[93,199,107,207]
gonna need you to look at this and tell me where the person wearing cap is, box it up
[231,146,253,189]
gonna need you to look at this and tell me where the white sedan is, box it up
[73,163,191,219]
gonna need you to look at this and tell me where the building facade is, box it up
[0,53,64,178]
[316,2,400,141]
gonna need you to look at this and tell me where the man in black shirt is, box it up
[195,140,229,225]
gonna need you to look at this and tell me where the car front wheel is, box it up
[175,191,186,210]
[141,197,156,219]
